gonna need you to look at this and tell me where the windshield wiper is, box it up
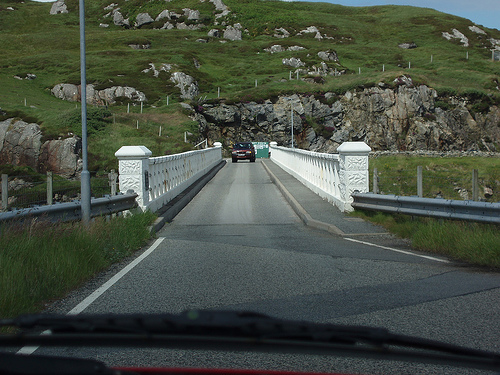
[1,310,499,371]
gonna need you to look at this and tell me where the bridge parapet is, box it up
[115,143,223,212]
[269,142,371,212]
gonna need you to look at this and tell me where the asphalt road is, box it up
[36,159,500,374]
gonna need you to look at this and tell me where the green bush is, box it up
[58,107,112,136]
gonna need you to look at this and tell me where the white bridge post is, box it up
[115,145,152,211]
[337,142,371,211]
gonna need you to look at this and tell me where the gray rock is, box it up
[170,72,199,100]
[208,29,221,38]
[282,57,305,68]
[50,0,68,15]
[184,8,200,20]
[398,42,417,49]
[274,28,290,38]
[265,45,285,53]
[156,10,170,22]
[318,50,339,61]
[0,119,42,168]
[52,84,146,105]
[39,136,82,178]
[113,11,130,27]
[135,13,154,28]
[223,26,242,41]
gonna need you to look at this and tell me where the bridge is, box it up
[115,141,372,218]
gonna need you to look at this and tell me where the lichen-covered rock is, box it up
[50,0,68,15]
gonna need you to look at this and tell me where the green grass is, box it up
[369,155,500,202]
[0,212,156,319]
[1,0,499,171]
[351,211,500,268]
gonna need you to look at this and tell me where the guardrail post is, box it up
[47,172,53,205]
[417,166,423,198]
[472,169,479,201]
[115,146,152,211]
[337,142,371,211]
[373,167,379,194]
[1,174,8,212]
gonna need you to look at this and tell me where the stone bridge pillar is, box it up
[115,145,152,210]
[338,142,371,211]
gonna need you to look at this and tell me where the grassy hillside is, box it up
[0,0,499,170]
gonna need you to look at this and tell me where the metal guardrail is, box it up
[351,192,500,224]
[0,192,138,224]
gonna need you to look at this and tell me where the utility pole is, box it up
[79,0,91,225]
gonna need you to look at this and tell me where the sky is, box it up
[31,0,499,31]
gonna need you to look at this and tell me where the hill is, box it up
[0,0,499,171]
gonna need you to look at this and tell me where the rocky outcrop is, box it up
[51,84,146,105]
[170,72,199,100]
[39,136,82,178]
[193,81,500,153]
[0,119,81,178]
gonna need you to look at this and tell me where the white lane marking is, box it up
[17,237,166,355]
[344,237,450,263]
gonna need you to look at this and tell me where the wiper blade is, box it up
[1,310,499,371]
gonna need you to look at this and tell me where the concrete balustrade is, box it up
[115,143,223,212]
[270,141,371,211]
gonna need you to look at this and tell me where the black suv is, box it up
[231,142,256,163]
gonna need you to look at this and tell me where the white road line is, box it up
[344,237,450,263]
[17,237,166,355]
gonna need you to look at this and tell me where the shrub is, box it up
[58,107,112,136]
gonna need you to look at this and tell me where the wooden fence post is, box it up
[472,169,479,201]
[109,169,118,196]
[417,166,423,198]
[47,172,53,205]
[1,174,8,212]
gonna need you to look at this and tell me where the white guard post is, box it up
[115,143,223,212]
[269,141,371,212]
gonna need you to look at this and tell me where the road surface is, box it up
[40,159,500,374]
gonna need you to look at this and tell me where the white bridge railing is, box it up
[269,142,371,212]
[115,143,223,212]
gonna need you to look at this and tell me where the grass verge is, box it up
[351,210,500,268]
[0,211,156,319]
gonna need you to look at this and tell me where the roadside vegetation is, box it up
[369,155,500,202]
[0,212,156,320]
[354,155,500,268]
[351,210,500,268]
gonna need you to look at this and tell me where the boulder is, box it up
[113,10,130,27]
[170,72,199,100]
[52,84,146,105]
[265,45,285,53]
[282,57,305,68]
[156,10,171,22]
[39,136,82,178]
[50,0,68,15]
[135,13,154,28]
[0,119,42,168]
[318,50,339,61]
[223,26,242,41]
[208,29,221,38]
[398,42,417,49]
[184,8,200,20]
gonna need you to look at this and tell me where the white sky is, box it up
[31,0,499,30]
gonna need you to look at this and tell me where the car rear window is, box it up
[233,143,253,149]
